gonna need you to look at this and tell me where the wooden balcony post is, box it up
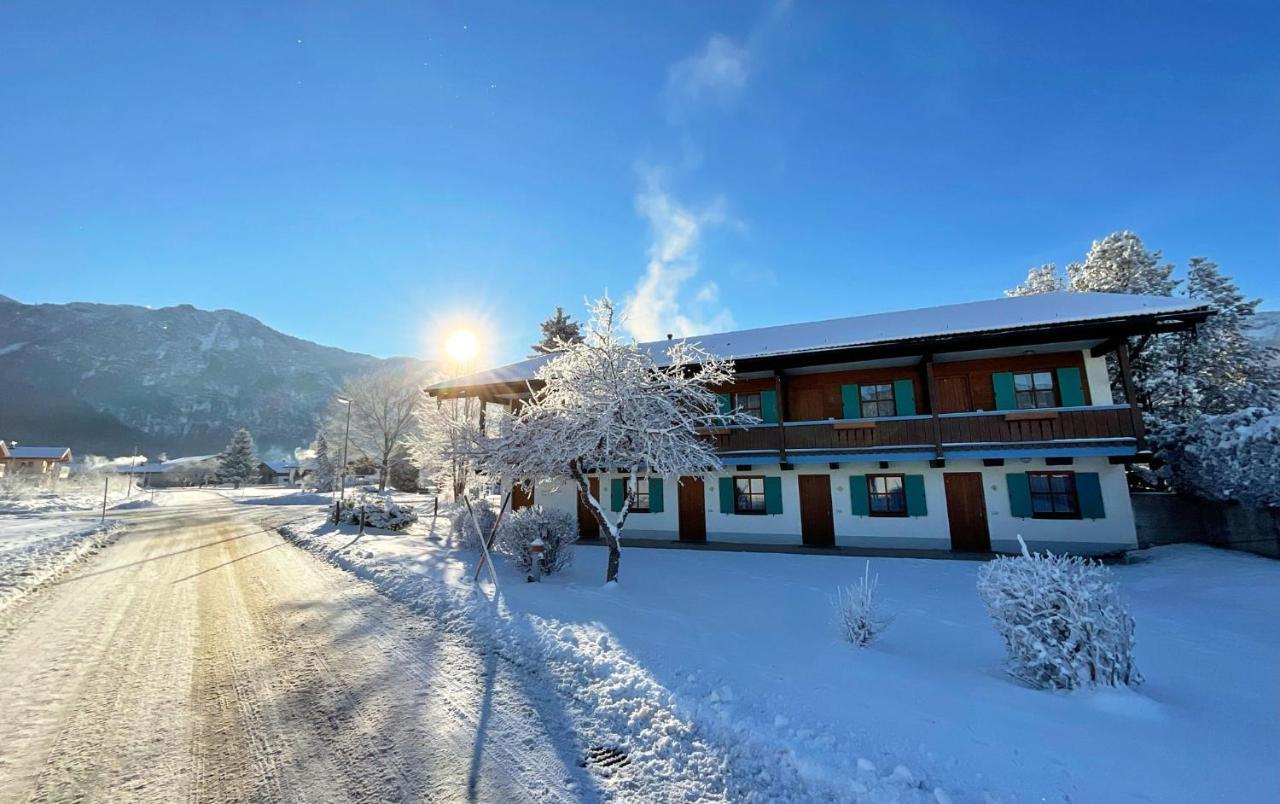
[1116,340,1147,451]
[924,355,944,459]
[774,370,788,464]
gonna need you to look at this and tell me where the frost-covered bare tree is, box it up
[465,296,742,584]
[327,369,422,492]
[407,393,488,499]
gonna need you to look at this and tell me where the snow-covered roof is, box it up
[116,454,218,474]
[262,460,299,474]
[8,446,72,460]
[430,292,1210,393]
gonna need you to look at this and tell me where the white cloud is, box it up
[623,172,736,342]
[665,34,749,117]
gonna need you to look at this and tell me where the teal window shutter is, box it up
[1007,473,1031,518]
[764,476,783,514]
[1076,472,1106,519]
[717,393,732,416]
[992,372,1016,410]
[849,475,869,516]
[905,475,927,516]
[649,477,664,513]
[893,379,917,416]
[719,477,735,514]
[759,390,778,423]
[840,384,861,418]
[610,478,625,512]
[1056,367,1086,407]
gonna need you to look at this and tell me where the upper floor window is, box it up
[1028,472,1079,518]
[860,383,897,418]
[1014,371,1056,409]
[734,476,767,515]
[625,477,651,512]
[734,392,763,419]
[866,474,907,516]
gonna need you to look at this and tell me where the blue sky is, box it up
[2,1,1277,366]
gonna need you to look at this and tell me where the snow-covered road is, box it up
[0,495,592,802]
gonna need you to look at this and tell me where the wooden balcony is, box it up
[705,405,1138,461]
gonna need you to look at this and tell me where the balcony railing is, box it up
[705,404,1138,460]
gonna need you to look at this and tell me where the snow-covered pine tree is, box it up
[465,295,745,584]
[529,306,585,356]
[217,428,258,488]
[1066,231,1178,296]
[311,431,336,492]
[1005,263,1065,297]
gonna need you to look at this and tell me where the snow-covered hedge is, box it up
[497,505,578,576]
[336,498,419,531]
[1153,407,1280,509]
[450,498,496,549]
[977,540,1141,690]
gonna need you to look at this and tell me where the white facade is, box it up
[528,455,1137,556]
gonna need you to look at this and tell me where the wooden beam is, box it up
[1090,337,1126,357]
[774,370,788,465]
[924,354,944,460]
[1116,341,1147,452]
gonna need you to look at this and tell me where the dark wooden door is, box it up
[677,476,706,542]
[791,388,825,421]
[576,477,600,540]
[944,472,991,552]
[936,376,974,413]
[798,475,835,547]
[512,482,535,511]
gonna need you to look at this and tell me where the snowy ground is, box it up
[282,504,1280,803]
[0,515,123,613]
[0,476,136,515]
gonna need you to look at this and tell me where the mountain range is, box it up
[0,295,434,459]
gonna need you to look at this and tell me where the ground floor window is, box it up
[625,476,651,512]
[1028,472,1079,518]
[734,476,767,514]
[866,474,907,516]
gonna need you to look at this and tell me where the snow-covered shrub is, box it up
[1152,407,1280,508]
[497,505,578,575]
[336,497,419,531]
[977,538,1141,690]
[834,561,890,647]
[449,497,496,549]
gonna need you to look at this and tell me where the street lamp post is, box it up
[336,397,352,520]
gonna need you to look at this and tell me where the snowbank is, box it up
[279,508,1279,802]
[0,515,124,613]
[109,498,158,511]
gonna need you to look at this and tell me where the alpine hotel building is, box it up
[428,292,1211,556]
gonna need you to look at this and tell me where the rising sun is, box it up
[445,329,479,364]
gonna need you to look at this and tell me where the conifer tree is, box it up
[217,428,258,488]
[1005,264,1065,297]
[311,431,336,492]
[529,306,585,356]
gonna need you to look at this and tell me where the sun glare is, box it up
[445,329,479,364]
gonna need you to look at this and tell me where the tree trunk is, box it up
[572,469,623,584]
[605,534,621,584]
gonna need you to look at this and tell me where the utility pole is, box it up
[335,397,353,520]
[101,474,109,523]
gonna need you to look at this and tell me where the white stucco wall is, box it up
[532,457,1137,556]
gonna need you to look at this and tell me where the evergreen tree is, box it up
[1066,231,1178,296]
[311,431,336,492]
[1005,264,1065,297]
[217,428,258,488]
[529,306,585,356]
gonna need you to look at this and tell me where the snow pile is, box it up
[336,497,419,531]
[0,516,124,613]
[238,491,333,506]
[497,506,578,575]
[0,478,132,514]
[109,498,157,510]
[1154,407,1280,508]
[978,541,1141,690]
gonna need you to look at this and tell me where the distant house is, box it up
[258,460,303,486]
[0,440,9,479]
[2,445,73,485]
[119,454,219,487]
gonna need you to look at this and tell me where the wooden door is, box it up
[576,477,600,540]
[791,388,825,421]
[944,473,991,552]
[512,482,535,511]
[798,475,835,547]
[677,476,706,542]
[936,376,974,413]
